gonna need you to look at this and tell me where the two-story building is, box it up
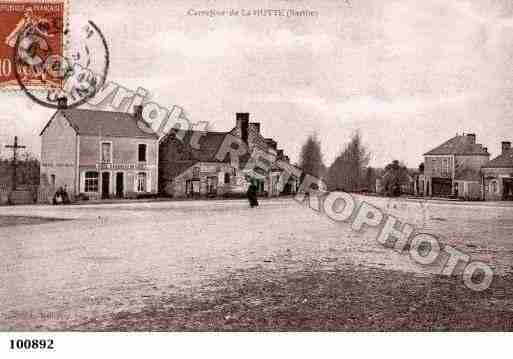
[482,141,513,201]
[159,112,299,198]
[40,106,159,201]
[421,133,489,199]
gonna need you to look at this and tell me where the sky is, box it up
[2,0,513,168]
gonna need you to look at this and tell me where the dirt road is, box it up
[1,197,512,330]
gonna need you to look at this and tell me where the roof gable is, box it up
[41,109,158,139]
[39,111,73,136]
[483,150,513,168]
[424,135,489,156]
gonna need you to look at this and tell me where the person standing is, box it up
[246,178,259,208]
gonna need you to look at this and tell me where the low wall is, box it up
[8,190,36,205]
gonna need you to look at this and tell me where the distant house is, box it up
[422,133,489,199]
[159,112,299,198]
[40,106,159,201]
[482,141,513,201]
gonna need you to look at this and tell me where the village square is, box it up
[1,102,513,330]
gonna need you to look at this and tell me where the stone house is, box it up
[40,107,159,201]
[421,133,489,199]
[158,130,236,197]
[482,141,513,201]
[159,112,299,198]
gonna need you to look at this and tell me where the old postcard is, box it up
[0,0,511,356]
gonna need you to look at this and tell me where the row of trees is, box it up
[298,131,411,196]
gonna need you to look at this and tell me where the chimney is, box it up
[133,105,143,120]
[265,138,277,150]
[57,97,68,109]
[236,113,249,143]
[502,141,511,154]
[249,122,261,134]
[466,133,476,144]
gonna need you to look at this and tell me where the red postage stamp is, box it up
[0,0,67,90]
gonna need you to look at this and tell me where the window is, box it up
[138,144,147,162]
[224,173,230,184]
[192,167,200,178]
[50,174,56,187]
[85,171,99,192]
[442,158,449,177]
[491,180,498,194]
[101,142,112,163]
[192,180,200,193]
[137,172,147,192]
[207,177,217,194]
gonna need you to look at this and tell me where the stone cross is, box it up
[5,136,26,190]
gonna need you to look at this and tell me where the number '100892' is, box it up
[10,339,54,350]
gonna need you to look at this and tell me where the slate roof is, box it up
[161,129,295,178]
[482,150,513,168]
[160,160,198,181]
[40,109,158,139]
[423,135,489,156]
[165,130,232,162]
[160,130,250,180]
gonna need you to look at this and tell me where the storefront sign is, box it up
[96,163,154,170]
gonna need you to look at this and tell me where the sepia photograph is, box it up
[0,0,512,356]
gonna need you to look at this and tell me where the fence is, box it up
[0,184,41,205]
[38,186,54,204]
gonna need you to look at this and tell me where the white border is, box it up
[0,333,511,359]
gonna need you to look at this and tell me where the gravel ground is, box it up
[1,196,513,331]
[80,263,513,331]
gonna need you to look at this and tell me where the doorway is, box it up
[101,172,110,199]
[116,172,124,198]
[432,177,452,197]
[503,178,513,200]
[186,179,200,197]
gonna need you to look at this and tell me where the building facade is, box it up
[158,130,237,197]
[482,141,513,201]
[159,112,299,198]
[421,133,489,200]
[40,107,159,201]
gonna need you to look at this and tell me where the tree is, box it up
[418,162,424,174]
[327,131,370,192]
[364,166,377,192]
[298,133,325,182]
[381,160,409,196]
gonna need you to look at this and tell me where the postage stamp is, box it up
[0,0,68,91]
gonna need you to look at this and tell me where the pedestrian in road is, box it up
[52,185,70,205]
[246,178,259,208]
